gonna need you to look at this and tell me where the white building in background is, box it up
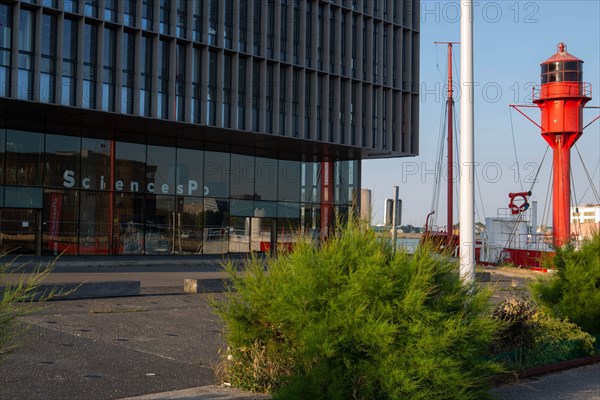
[360,189,372,226]
[571,204,600,240]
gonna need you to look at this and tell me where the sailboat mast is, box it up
[447,44,454,243]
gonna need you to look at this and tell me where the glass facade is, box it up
[41,13,56,103]
[0,0,418,155]
[0,4,11,98]
[62,18,77,106]
[82,23,97,109]
[0,129,358,256]
[0,0,420,256]
[18,9,35,100]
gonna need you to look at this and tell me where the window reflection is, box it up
[116,193,145,255]
[43,189,79,255]
[84,0,98,18]
[41,14,57,103]
[80,190,112,254]
[62,18,77,106]
[124,0,136,27]
[143,0,153,30]
[0,3,12,98]
[115,141,146,193]
[45,134,81,188]
[204,151,230,198]
[203,197,229,254]
[230,154,255,199]
[176,0,187,38]
[0,128,327,256]
[301,162,320,203]
[83,23,97,109]
[81,137,112,191]
[178,197,204,254]
[102,27,116,111]
[192,47,202,124]
[278,160,300,202]
[5,130,44,186]
[229,216,250,253]
[147,145,176,195]
[176,147,204,196]
[64,0,79,13]
[140,35,153,116]
[145,195,173,254]
[122,31,135,114]
[255,157,278,201]
[18,9,35,100]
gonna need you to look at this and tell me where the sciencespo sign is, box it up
[62,170,210,196]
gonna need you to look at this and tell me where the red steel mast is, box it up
[435,42,459,242]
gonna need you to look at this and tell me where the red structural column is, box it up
[551,134,574,247]
[320,161,334,239]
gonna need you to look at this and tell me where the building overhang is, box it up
[0,98,414,162]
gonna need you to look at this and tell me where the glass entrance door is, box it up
[0,208,42,255]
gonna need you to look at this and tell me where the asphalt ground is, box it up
[0,293,228,400]
[492,363,600,400]
[1,263,597,399]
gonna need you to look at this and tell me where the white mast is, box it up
[460,0,475,284]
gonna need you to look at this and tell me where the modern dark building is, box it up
[0,0,419,256]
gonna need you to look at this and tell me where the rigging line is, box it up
[452,104,461,219]
[571,167,579,208]
[542,166,553,232]
[570,169,581,238]
[434,134,445,227]
[453,104,485,219]
[475,171,486,225]
[579,157,600,202]
[574,144,600,203]
[434,43,446,81]
[509,107,524,192]
[431,100,448,216]
[452,50,460,87]
[528,145,550,194]
[497,212,525,264]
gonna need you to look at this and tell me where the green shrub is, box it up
[491,296,596,370]
[213,223,503,400]
[527,312,596,365]
[491,296,538,354]
[1,258,57,360]
[531,234,600,334]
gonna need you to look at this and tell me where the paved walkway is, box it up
[2,255,246,293]
[2,259,597,400]
[0,293,231,399]
[492,363,600,400]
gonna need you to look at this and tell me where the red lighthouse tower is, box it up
[533,43,592,247]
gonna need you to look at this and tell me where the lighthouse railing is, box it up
[533,82,591,102]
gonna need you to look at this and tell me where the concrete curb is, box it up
[118,385,269,400]
[492,355,600,385]
[27,280,140,300]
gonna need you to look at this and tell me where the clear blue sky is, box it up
[362,0,600,228]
